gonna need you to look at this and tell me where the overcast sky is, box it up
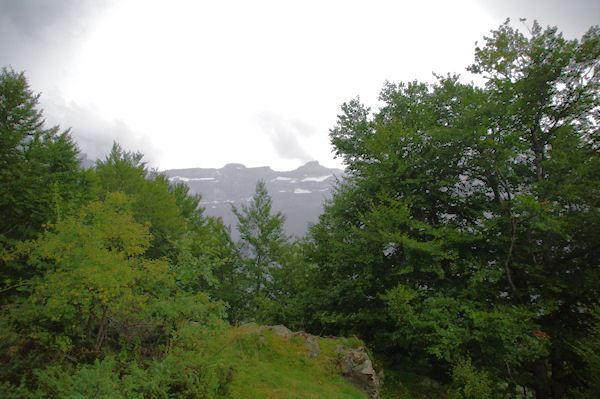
[1,0,598,171]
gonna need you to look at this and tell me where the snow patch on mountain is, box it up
[301,175,332,182]
[170,176,216,182]
[272,176,293,182]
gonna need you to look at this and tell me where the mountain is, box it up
[78,153,96,169]
[162,161,345,238]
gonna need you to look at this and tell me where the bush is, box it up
[451,357,496,399]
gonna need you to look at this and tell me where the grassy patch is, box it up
[207,325,368,399]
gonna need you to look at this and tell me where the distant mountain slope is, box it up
[162,161,345,238]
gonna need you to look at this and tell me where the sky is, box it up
[1,0,598,171]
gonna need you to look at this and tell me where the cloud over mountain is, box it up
[257,111,315,163]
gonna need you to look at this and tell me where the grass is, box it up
[207,325,369,399]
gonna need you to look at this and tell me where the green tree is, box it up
[194,217,246,323]
[1,194,170,376]
[0,72,235,395]
[93,143,235,298]
[94,143,186,260]
[303,20,599,398]
[0,68,90,305]
[253,240,316,329]
[0,67,85,244]
[466,20,600,397]
[232,180,289,317]
[0,193,228,393]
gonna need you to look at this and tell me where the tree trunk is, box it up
[551,350,566,399]
[530,126,545,181]
[533,358,551,399]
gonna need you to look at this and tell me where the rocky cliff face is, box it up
[162,161,345,238]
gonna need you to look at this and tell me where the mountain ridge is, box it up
[162,161,345,238]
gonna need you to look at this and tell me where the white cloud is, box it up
[42,93,162,166]
[256,111,315,163]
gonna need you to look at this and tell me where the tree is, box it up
[0,67,84,244]
[193,217,246,323]
[94,143,186,260]
[0,71,235,396]
[93,143,236,299]
[303,20,599,398]
[252,239,316,329]
[1,194,171,374]
[0,68,90,305]
[0,193,229,393]
[466,20,600,397]
[232,180,289,317]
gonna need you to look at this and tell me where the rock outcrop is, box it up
[262,325,322,358]
[304,335,321,358]
[336,345,383,399]
[266,324,293,340]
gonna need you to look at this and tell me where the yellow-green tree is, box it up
[5,193,174,357]
[1,193,229,395]
[94,143,186,260]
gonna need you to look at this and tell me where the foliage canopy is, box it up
[302,19,600,398]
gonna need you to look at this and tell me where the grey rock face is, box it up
[337,346,382,399]
[266,325,293,340]
[304,335,321,358]
[264,325,321,359]
[162,161,345,238]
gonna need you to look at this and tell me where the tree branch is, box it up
[504,215,519,293]
[0,280,30,294]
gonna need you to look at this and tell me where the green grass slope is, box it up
[212,325,369,399]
